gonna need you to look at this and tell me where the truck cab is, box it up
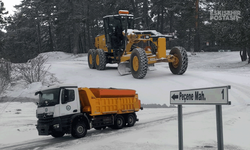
[35,85,82,137]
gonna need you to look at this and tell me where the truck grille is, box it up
[37,113,53,120]
[38,118,54,124]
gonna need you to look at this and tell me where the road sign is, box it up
[170,85,231,105]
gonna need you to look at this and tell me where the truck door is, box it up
[59,88,80,117]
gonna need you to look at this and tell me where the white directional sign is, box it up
[170,86,231,105]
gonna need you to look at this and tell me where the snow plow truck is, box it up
[88,10,188,79]
[35,85,142,138]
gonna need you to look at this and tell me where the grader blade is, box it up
[118,62,131,76]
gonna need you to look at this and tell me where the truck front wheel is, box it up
[51,131,65,138]
[71,122,87,138]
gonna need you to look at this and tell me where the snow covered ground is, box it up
[0,51,250,150]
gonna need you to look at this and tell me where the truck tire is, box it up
[95,49,106,70]
[51,131,65,138]
[71,122,87,138]
[130,48,148,79]
[88,49,96,69]
[169,46,188,75]
[114,115,125,129]
[127,114,136,127]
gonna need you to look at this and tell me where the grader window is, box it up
[121,17,134,30]
[103,15,134,50]
[105,16,123,49]
[104,18,110,44]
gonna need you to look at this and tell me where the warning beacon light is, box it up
[119,10,129,14]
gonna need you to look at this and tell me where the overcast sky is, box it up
[2,0,21,15]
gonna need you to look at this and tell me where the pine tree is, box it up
[0,0,8,30]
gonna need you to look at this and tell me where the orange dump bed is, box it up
[78,88,141,116]
[89,88,136,98]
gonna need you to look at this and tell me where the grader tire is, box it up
[169,46,188,75]
[88,49,96,69]
[95,49,106,70]
[130,48,148,79]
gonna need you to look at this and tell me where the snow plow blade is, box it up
[118,62,131,75]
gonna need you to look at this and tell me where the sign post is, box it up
[216,105,224,150]
[178,105,183,150]
[170,85,231,150]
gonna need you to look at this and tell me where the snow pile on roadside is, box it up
[38,51,87,62]
[1,51,87,99]
[1,81,43,99]
[188,52,250,73]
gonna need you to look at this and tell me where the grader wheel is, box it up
[88,49,96,69]
[130,48,148,79]
[95,49,106,70]
[169,46,188,75]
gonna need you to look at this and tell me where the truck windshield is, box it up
[38,88,60,107]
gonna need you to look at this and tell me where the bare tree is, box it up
[0,58,12,95]
[15,55,50,84]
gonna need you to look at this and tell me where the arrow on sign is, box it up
[172,94,178,100]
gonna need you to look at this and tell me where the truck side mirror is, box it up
[35,91,41,96]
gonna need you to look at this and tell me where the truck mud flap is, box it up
[37,124,50,135]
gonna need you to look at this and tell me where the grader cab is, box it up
[88,10,188,79]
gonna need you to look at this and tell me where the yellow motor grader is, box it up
[88,10,188,79]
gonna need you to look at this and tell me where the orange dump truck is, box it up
[35,85,143,138]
